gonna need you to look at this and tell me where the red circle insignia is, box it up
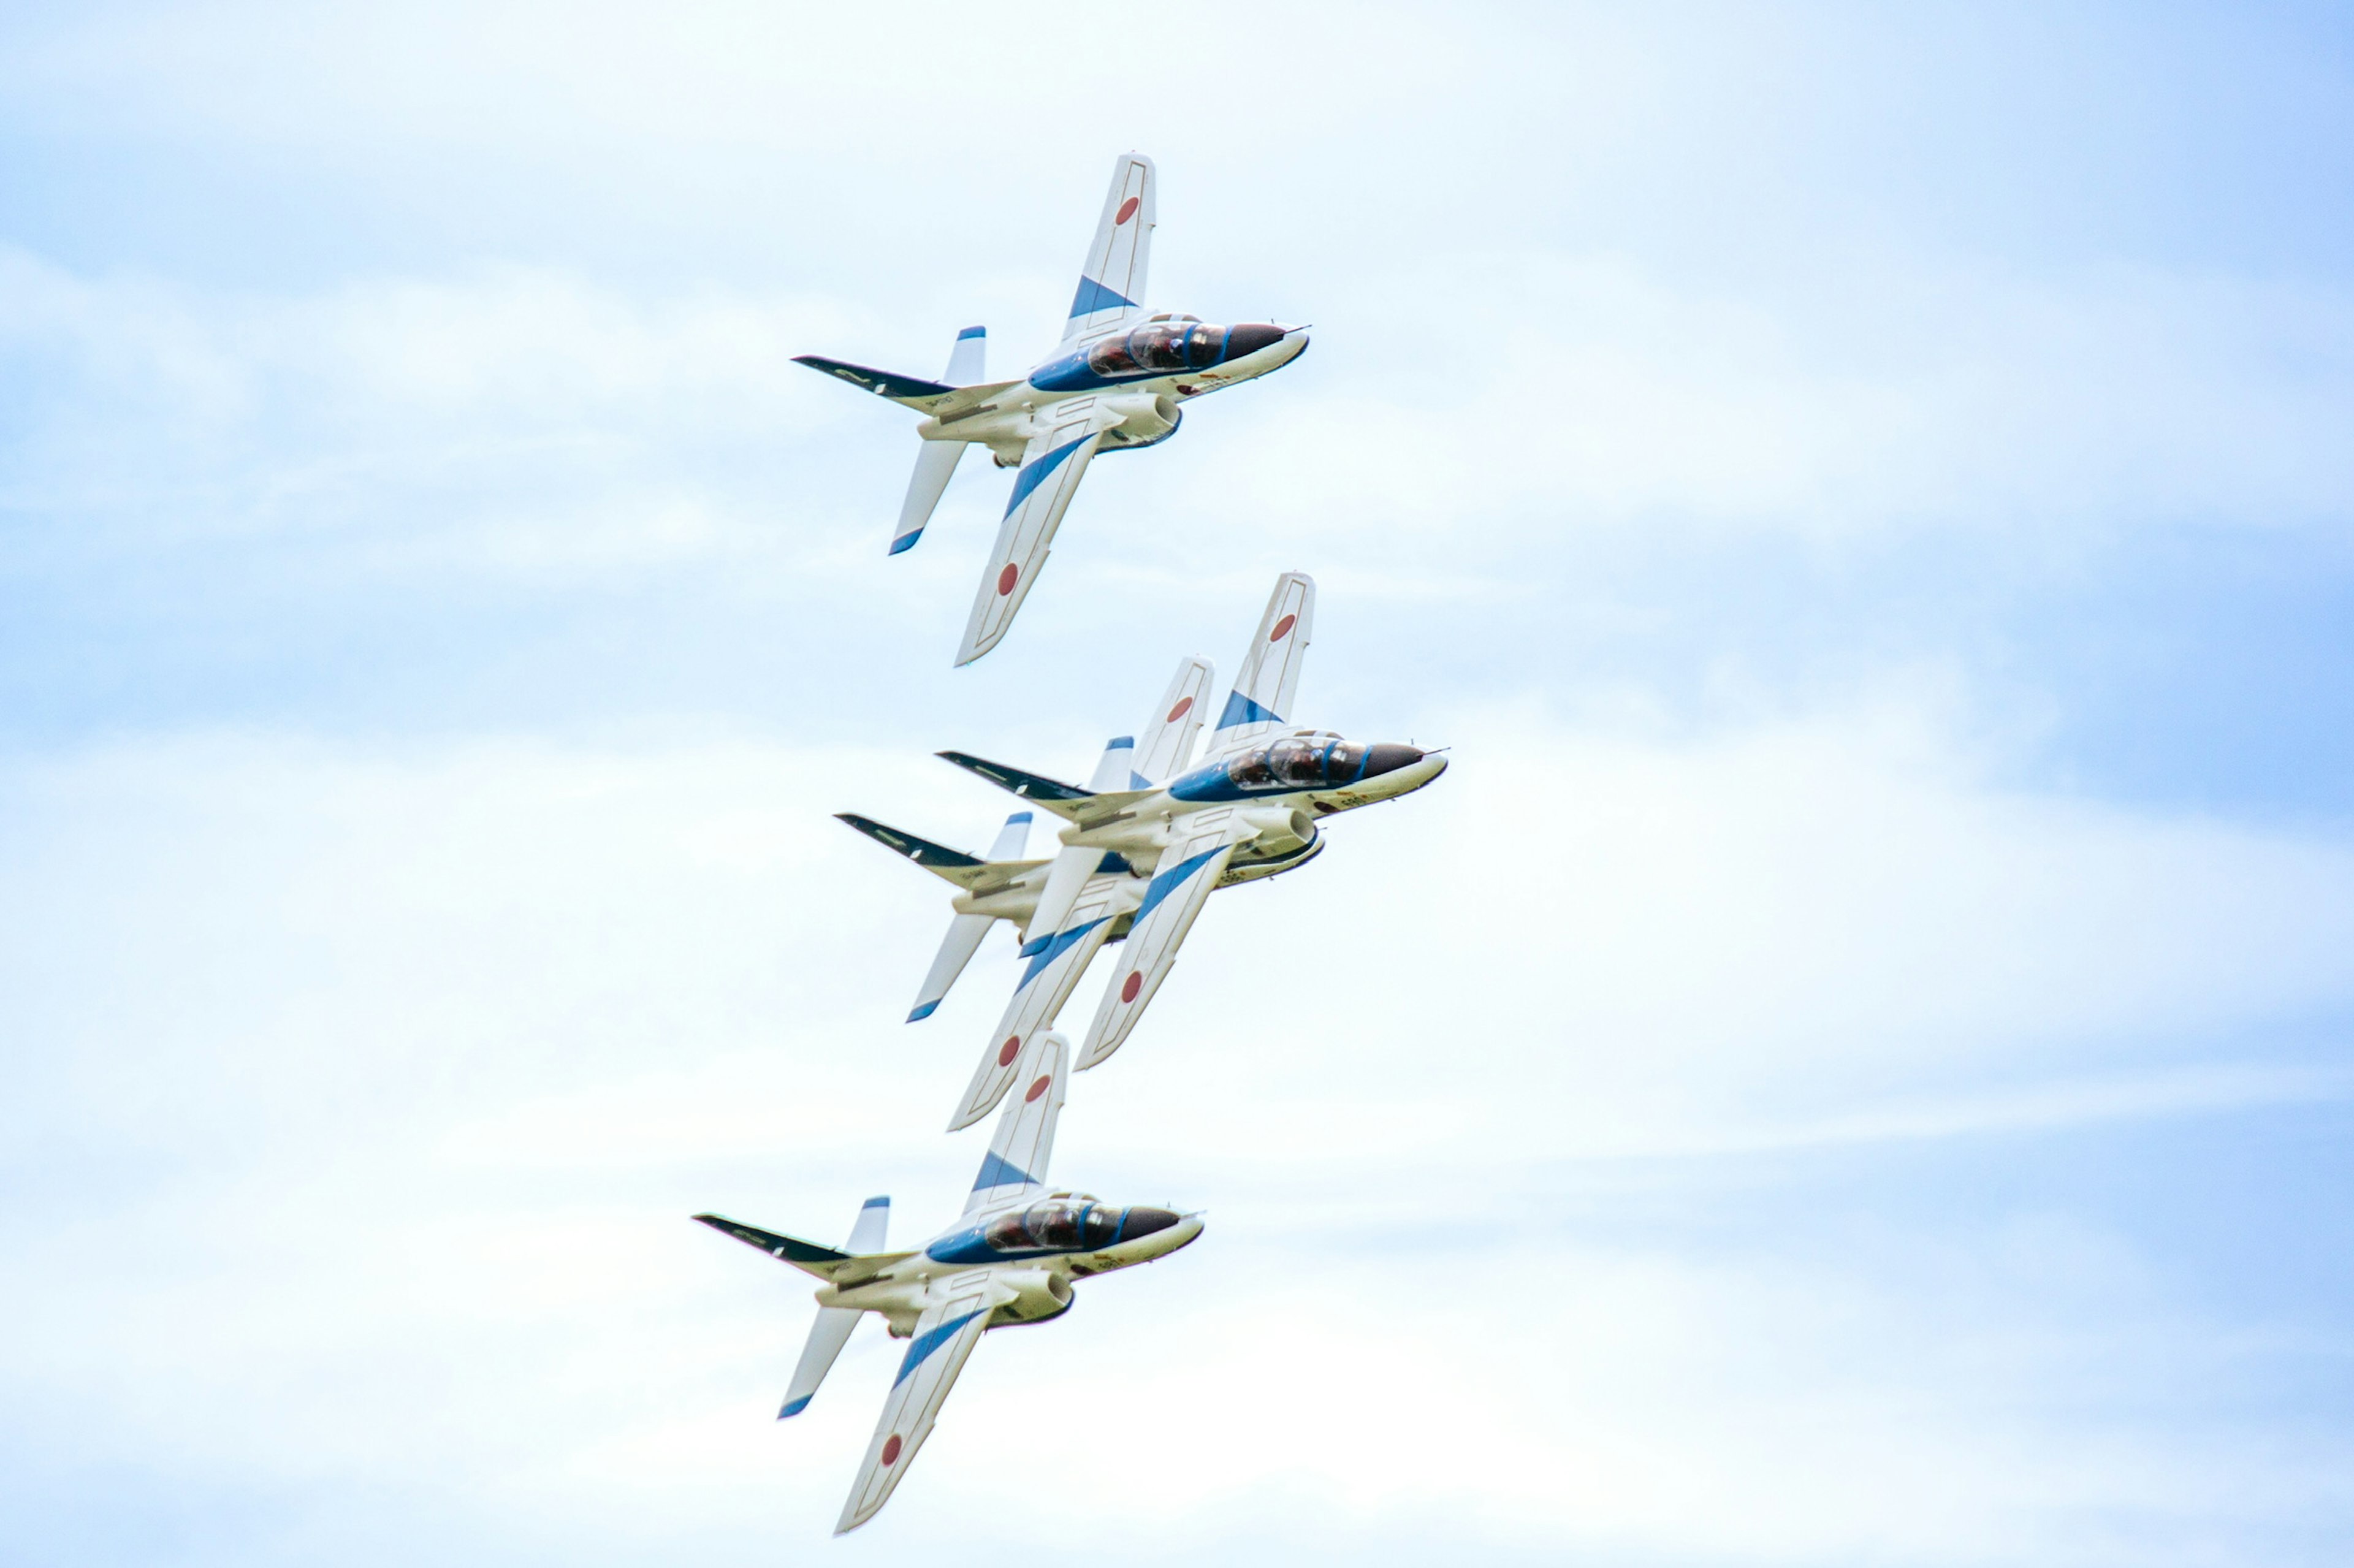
[997,564,1019,596]
[1270,614,1297,641]
[1121,971,1143,1003]
[998,1036,1021,1067]
[881,1434,902,1466]
[1025,1075,1051,1103]
[1166,696,1194,722]
[1116,196,1141,225]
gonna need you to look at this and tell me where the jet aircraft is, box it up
[837,572,1449,1130]
[696,1030,1198,1534]
[794,151,1309,664]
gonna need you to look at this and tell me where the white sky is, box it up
[4,4,2353,1564]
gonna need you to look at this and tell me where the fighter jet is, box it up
[794,151,1309,664]
[837,572,1448,1130]
[695,1031,1198,1535]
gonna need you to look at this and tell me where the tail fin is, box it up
[1206,572,1315,756]
[1022,737,1142,943]
[964,1033,1068,1214]
[890,327,988,555]
[775,1197,890,1418]
[1135,657,1216,783]
[985,810,1032,861]
[1061,153,1154,344]
[1087,734,1141,792]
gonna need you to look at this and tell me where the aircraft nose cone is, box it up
[1224,323,1289,360]
[1359,743,1427,778]
[1120,1206,1183,1241]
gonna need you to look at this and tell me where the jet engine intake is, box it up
[1100,392,1181,446]
[989,1269,1075,1327]
[1239,805,1319,856]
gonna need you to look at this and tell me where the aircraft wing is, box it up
[964,1030,1069,1214]
[834,1279,1008,1534]
[1134,656,1216,784]
[1062,152,1155,345]
[1078,815,1254,1069]
[954,404,1116,666]
[948,872,1138,1130]
[1203,571,1316,759]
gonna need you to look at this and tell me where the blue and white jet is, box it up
[696,1031,1198,1534]
[837,572,1449,1130]
[795,151,1309,664]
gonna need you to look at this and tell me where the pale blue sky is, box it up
[4,4,2352,1564]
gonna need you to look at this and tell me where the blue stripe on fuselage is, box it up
[1003,435,1091,517]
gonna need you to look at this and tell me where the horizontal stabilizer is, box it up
[837,813,980,875]
[909,911,992,1022]
[793,354,957,406]
[936,752,1095,814]
[694,1214,855,1279]
[887,327,992,555]
[777,1197,885,1419]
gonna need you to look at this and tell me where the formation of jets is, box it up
[840,570,1446,1130]
[703,154,1446,1533]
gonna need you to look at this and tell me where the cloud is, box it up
[2,696,2348,1561]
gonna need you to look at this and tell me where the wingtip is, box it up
[778,1396,812,1419]
[907,1000,940,1022]
[888,531,923,556]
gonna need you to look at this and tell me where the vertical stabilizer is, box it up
[1022,736,1140,945]
[777,1196,891,1418]
[1086,735,1138,792]
[890,327,987,555]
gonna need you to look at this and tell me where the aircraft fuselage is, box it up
[819,1195,1203,1336]
[916,319,1308,466]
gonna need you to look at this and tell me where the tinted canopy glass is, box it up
[981,1199,1122,1253]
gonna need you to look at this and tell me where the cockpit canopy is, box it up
[983,1197,1124,1254]
[1087,321,1233,378]
[1225,734,1369,791]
